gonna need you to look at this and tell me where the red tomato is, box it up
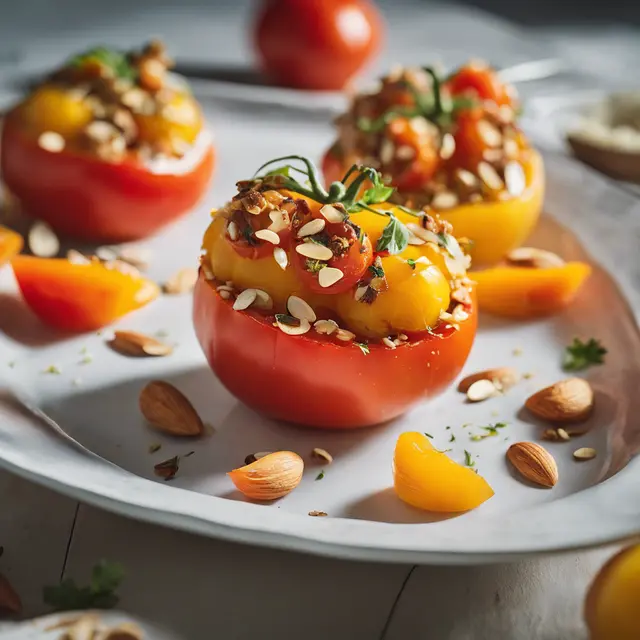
[254,0,383,91]
[226,213,292,260]
[446,63,514,107]
[451,108,489,171]
[293,220,372,295]
[0,115,215,243]
[193,270,476,429]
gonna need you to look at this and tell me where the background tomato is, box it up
[254,0,384,91]
[446,63,515,107]
[194,271,476,429]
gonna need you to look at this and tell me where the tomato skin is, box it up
[450,108,488,171]
[293,221,373,295]
[193,270,476,429]
[446,63,514,107]
[0,116,215,243]
[254,0,383,91]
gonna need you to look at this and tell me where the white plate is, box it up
[1,105,640,565]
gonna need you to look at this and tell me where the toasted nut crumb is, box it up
[309,510,328,517]
[573,447,597,461]
[312,448,333,464]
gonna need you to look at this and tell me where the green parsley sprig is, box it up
[43,560,124,612]
[68,47,136,81]
[250,155,421,255]
[562,338,607,372]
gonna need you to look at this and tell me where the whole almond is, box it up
[109,331,173,357]
[458,367,519,393]
[0,573,22,614]
[525,378,594,423]
[139,380,204,436]
[228,451,304,500]
[507,442,559,488]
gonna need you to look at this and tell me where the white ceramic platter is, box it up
[1,102,640,565]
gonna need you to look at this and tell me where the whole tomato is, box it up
[254,0,384,91]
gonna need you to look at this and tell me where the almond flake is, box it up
[297,219,326,238]
[439,133,456,159]
[253,289,273,310]
[255,229,280,245]
[109,330,173,357]
[573,447,597,461]
[309,511,328,517]
[396,145,416,160]
[504,161,526,197]
[66,249,91,264]
[335,329,355,342]
[557,428,571,441]
[219,289,232,300]
[406,223,440,245]
[287,296,316,323]
[312,448,333,464]
[275,316,310,335]
[466,379,498,402]
[478,162,504,191]
[431,191,459,210]
[28,221,60,257]
[383,337,396,349]
[38,131,65,153]
[318,266,344,288]
[314,319,338,335]
[320,204,345,223]
[295,242,333,261]
[354,285,369,301]
[227,220,239,240]
[273,247,288,270]
[117,246,151,270]
[380,139,395,164]
[506,247,565,269]
[233,288,258,311]
[455,168,480,189]
[268,210,290,233]
[477,120,503,147]
[163,267,198,294]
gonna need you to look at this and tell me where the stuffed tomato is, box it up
[1,41,214,243]
[322,61,544,266]
[194,156,476,429]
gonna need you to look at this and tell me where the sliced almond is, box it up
[255,228,280,245]
[38,131,65,153]
[406,223,440,245]
[396,144,416,160]
[28,221,59,257]
[117,246,151,270]
[67,249,91,265]
[314,319,339,335]
[458,367,520,393]
[253,289,273,310]
[573,447,597,461]
[163,267,198,294]
[0,573,22,614]
[477,120,503,147]
[542,428,560,441]
[506,247,565,269]
[287,296,316,323]
[557,428,571,441]
[273,247,288,270]
[466,379,499,402]
[268,209,289,233]
[139,380,204,436]
[227,220,239,240]
[309,510,328,517]
[525,378,594,424]
[233,288,258,311]
[504,161,526,197]
[318,266,344,288]
[431,191,459,210]
[507,441,558,488]
[312,447,333,464]
[295,242,333,261]
[383,337,396,349]
[275,314,310,335]
[335,329,355,342]
[477,161,504,191]
[380,139,395,164]
[320,204,345,223]
[109,330,173,357]
[439,133,456,159]
[297,219,326,238]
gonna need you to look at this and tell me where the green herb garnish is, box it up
[449,434,456,442]
[274,314,301,327]
[562,338,607,372]
[69,47,136,81]
[355,342,370,356]
[43,560,124,612]
[148,443,162,454]
[376,214,410,254]
[369,263,385,279]
[424,432,433,439]
[406,258,417,270]
[316,471,325,481]
[464,450,475,468]
[43,365,62,375]
[305,259,325,274]
[470,422,508,441]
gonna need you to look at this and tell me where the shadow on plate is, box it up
[342,487,459,525]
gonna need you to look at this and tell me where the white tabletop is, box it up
[0,2,638,638]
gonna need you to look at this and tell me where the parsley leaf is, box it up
[464,450,475,467]
[43,561,124,612]
[376,215,409,255]
[363,183,395,206]
[470,422,508,441]
[266,166,292,177]
[424,432,433,439]
[562,338,607,371]
[449,434,456,442]
[69,47,136,81]
[406,258,416,270]
[316,471,325,481]
[355,342,370,355]
[368,263,385,279]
